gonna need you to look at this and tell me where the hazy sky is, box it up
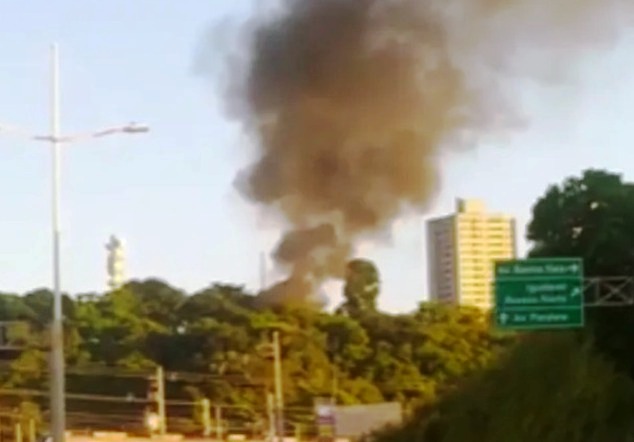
[0,0,633,312]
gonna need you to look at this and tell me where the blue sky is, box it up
[0,1,633,313]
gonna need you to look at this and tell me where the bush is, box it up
[377,332,634,442]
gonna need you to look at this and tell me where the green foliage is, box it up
[0,270,506,432]
[528,169,634,276]
[528,169,634,376]
[377,334,634,442]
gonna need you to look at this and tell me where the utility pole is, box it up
[199,399,212,437]
[214,405,223,441]
[272,331,284,442]
[156,366,167,435]
[331,364,338,403]
[148,366,167,435]
[27,420,35,442]
[294,423,302,442]
[266,393,275,441]
[328,336,339,404]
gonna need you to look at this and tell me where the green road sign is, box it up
[494,258,584,330]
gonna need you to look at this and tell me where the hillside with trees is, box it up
[0,260,511,435]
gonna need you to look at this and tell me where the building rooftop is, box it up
[456,198,486,213]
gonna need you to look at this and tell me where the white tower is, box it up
[106,235,126,290]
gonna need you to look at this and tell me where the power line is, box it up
[0,388,315,412]
[0,367,266,384]
[0,388,149,404]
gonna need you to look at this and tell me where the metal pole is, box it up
[27,420,35,442]
[49,42,66,442]
[214,406,222,442]
[328,336,338,404]
[272,331,284,442]
[331,364,338,403]
[266,392,275,442]
[259,252,267,291]
[14,423,22,442]
[200,399,211,437]
[0,50,147,442]
[294,423,301,442]
[156,366,167,435]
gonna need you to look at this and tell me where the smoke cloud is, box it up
[215,0,633,305]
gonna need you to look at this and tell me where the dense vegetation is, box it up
[377,169,634,441]
[0,262,509,434]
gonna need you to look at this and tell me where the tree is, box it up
[377,333,634,442]
[528,169,634,276]
[177,284,254,327]
[22,289,75,327]
[124,279,186,328]
[527,169,634,376]
[339,259,380,318]
[0,293,36,321]
[318,313,370,372]
[0,277,507,432]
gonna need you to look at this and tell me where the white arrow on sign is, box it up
[499,312,509,325]
[569,264,579,273]
[571,287,581,297]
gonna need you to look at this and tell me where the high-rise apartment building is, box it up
[426,199,517,309]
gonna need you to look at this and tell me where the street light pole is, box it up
[0,44,150,442]
[49,43,66,442]
[0,45,148,442]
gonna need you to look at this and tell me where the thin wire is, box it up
[0,388,317,412]
[0,366,265,384]
[0,388,149,404]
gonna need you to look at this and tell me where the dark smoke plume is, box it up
[219,0,633,305]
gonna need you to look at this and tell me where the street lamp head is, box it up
[121,123,149,134]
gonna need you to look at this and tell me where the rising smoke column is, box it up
[223,0,632,305]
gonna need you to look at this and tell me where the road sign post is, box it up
[314,398,336,442]
[494,258,585,330]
